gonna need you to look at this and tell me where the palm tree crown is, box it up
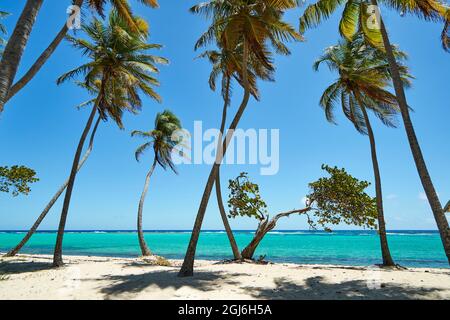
[57,11,168,128]
[300,0,449,49]
[132,110,182,172]
[192,0,302,81]
[87,0,159,32]
[314,34,411,133]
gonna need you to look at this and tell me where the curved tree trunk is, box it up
[241,220,271,259]
[360,104,395,266]
[6,0,85,102]
[53,103,98,267]
[215,76,241,260]
[4,116,101,257]
[137,159,157,257]
[241,208,311,259]
[372,0,450,265]
[178,41,250,277]
[0,0,44,113]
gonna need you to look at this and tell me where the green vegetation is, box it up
[0,166,39,197]
[227,167,378,259]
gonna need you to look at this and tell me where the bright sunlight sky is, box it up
[0,1,449,230]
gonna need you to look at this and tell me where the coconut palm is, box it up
[0,0,159,112]
[314,35,412,266]
[4,12,159,258]
[52,11,167,267]
[179,0,302,277]
[132,110,181,256]
[299,0,450,264]
[198,46,274,261]
[0,0,43,113]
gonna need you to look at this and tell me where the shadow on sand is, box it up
[243,276,444,300]
[0,260,54,275]
[98,269,243,298]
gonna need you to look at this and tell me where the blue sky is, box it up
[0,1,449,231]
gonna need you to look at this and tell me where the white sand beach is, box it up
[0,254,449,300]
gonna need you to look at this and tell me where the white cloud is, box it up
[386,194,398,200]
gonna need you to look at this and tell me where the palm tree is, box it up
[299,0,450,265]
[179,0,301,277]
[314,35,412,266]
[1,0,159,111]
[0,0,44,113]
[132,110,181,256]
[4,12,161,258]
[198,46,273,261]
[52,11,167,267]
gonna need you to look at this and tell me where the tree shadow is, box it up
[0,260,53,275]
[244,276,446,300]
[98,269,243,298]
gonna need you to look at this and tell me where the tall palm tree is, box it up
[0,0,43,113]
[299,0,450,264]
[198,47,273,261]
[1,0,159,112]
[4,12,158,258]
[52,11,167,267]
[314,35,412,266]
[179,0,301,277]
[132,110,181,256]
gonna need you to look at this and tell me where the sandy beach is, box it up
[0,253,449,300]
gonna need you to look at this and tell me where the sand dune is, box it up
[0,254,449,300]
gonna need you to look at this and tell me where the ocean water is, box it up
[0,230,447,268]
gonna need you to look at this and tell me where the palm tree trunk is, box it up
[6,0,85,102]
[137,159,157,257]
[372,0,450,265]
[0,0,44,113]
[215,76,241,260]
[4,115,101,257]
[178,41,250,277]
[53,102,98,267]
[216,170,241,260]
[360,103,395,266]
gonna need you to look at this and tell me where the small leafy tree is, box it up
[228,165,378,260]
[0,166,39,196]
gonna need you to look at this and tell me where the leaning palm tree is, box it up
[4,12,161,258]
[132,110,182,256]
[299,0,450,264]
[0,0,159,112]
[314,35,412,266]
[179,0,302,277]
[52,11,167,267]
[198,46,273,261]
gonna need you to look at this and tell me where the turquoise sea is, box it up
[0,230,447,268]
